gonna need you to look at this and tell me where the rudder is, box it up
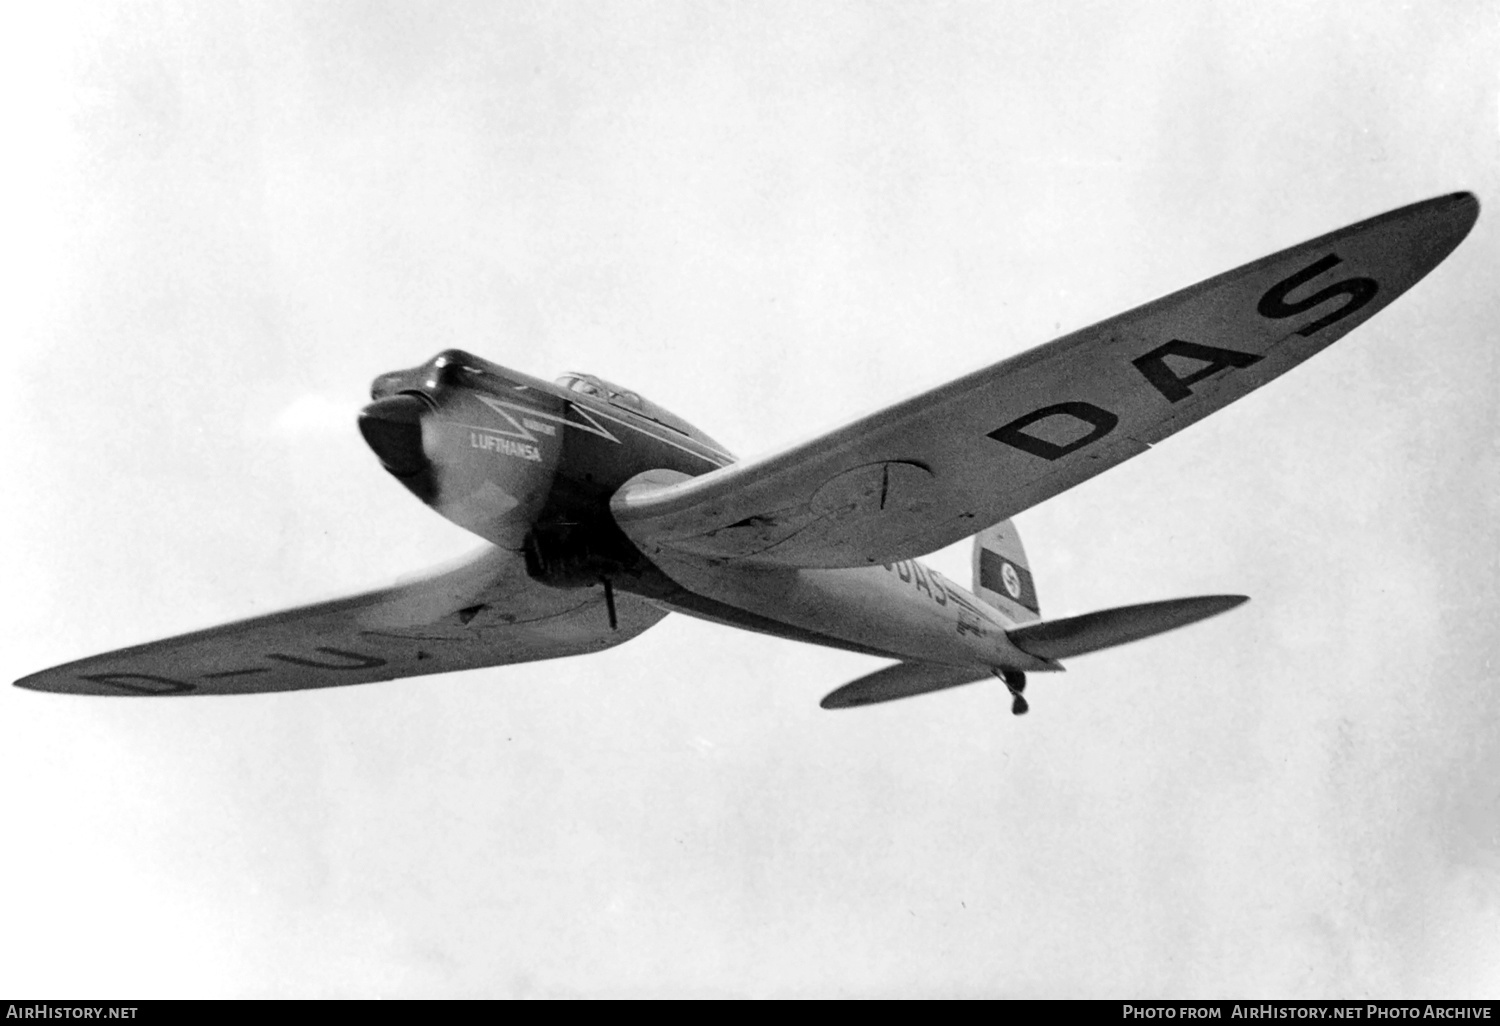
[972,519,1041,625]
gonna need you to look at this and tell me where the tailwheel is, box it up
[999,670,1028,716]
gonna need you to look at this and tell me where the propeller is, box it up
[358,393,436,502]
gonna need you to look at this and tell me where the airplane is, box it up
[15,192,1479,715]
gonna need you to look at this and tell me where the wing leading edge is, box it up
[613,193,1479,569]
[16,547,665,696]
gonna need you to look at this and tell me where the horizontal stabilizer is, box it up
[821,661,990,709]
[1006,594,1247,661]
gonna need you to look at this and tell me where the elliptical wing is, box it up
[16,547,664,696]
[614,193,1478,569]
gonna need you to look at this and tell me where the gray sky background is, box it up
[3,0,1497,998]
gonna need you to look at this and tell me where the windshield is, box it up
[555,372,728,454]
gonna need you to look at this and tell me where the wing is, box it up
[15,547,665,696]
[613,193,1479,569]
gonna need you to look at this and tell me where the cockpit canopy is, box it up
[555,372,727,453]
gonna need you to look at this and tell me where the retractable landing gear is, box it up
[1000,670,1028,716]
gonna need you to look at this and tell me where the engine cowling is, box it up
[360,349,733,593]
[359,350,561,550]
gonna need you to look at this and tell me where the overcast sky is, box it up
[3,0,1497,998]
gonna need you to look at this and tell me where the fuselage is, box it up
[360,350,1049,673]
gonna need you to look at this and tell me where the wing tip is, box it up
[1408,190,1481,257]
[819,688,862,710]
[1433,189,1481,233]
[1438,189,1479,212]
[12,671,77,695]
[14,670,98,696]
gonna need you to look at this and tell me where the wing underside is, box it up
[613,193,1478,569]
[16,547,665,696]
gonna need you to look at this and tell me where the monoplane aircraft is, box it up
[16,193,1478,714]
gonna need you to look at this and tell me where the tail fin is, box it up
[972,520,1041,625]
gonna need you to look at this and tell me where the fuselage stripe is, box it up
[572,402,733,466]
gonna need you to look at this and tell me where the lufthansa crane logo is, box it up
[1001,561,1022,599]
